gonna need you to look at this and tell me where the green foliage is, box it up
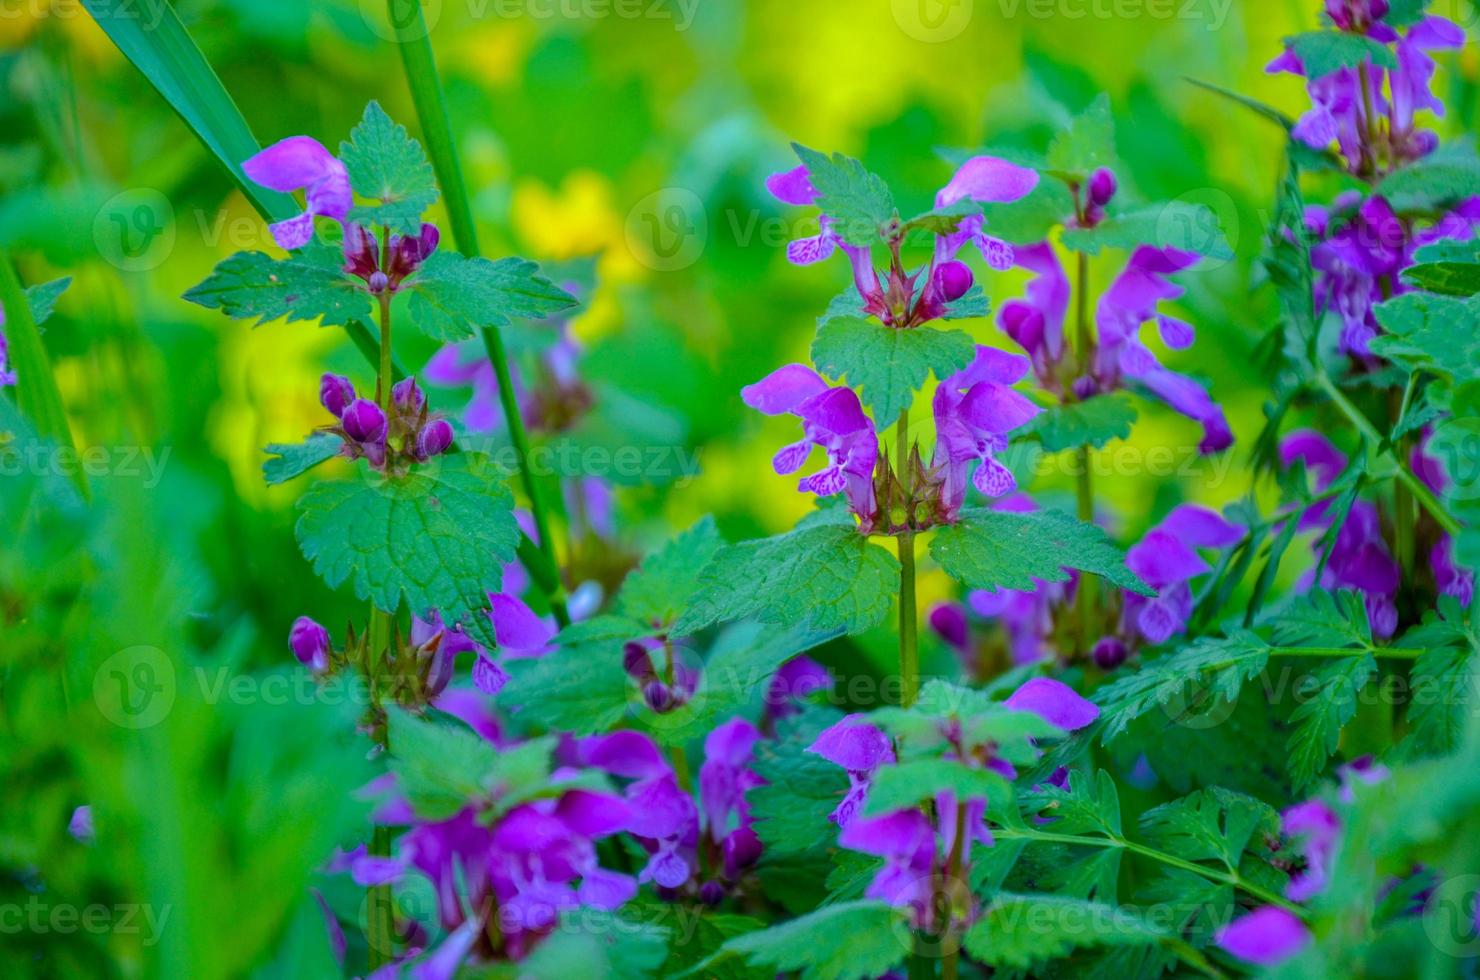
[1138,787,1280,871]
[1095,631,1272,738]
[1371,292,1480,382]
[979,178,1076,243]
[860,758,1012,817]
[1029,393,1137,451]
[1284,31,1397,79]
[294,453,519,646]
[962,894,1169,969]
[339,100,440,232]
[183,246,370,327]
[930,506,1152,597]
[1046,93,1116,176]
[1061,202,1233,260]
[1402,239,1480,297]
[899,198,979,237]
[22,276,70,326]
[1286,653,1378,790]
[790,144,895,247]
[1378,145,1480,211]
[405,251,579,340]
[262,433,343,485]
[386,710,559,821]
[617,515,724,629]
[720,900,908,980]
[676,523,900,636]
[748,709,848,856]
[810,316,975,423]
[512,909,670,978]
[498,638,630,735]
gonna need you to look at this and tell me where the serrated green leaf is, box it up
[1402,240,1480,297]
[1286,653,1378,789]
[22,276,69,327]
[1095,631,1272,738]
[721,900,908,980]
[1047,93,1116,176]
[963,893,1168,969]
[749,709,848,856]
[386,710,552,820]
[1020,769,1123,836]
[1285,31,1396,79]
[979,178,1075,244]
[1061,202,1232,260]
[1401,646,1477,760]
[262,433,343,486]
[791,144,895,246]
[899,199,980,237]
[1269,590,1372,648]
[1138,788,1280,871]
[183,247,370,327]
[662,912,770,980]
[497,641,631,735]
[1370,292,1480,381]
[294,453,518,644]
[406,251,578,341]
[517,908,670,979]
[931,507,1152,597]
[339,100,439,233]
[675,523,900,636]
[1030,394,1137,451]
[1378,148,1480,212]
[861,759,1011,817]
[810,317,975,424]
[618,515,724,628]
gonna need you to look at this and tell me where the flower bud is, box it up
[622,641,656,680]
[1092,636,1128,670]
[342,223,379,279]
[698,881,726,906]
[289,616,332,672]
[392,376,426,415]
[931,260,974,303]
[643,680,674,713]
[1087,168,1117,207]
[319,373,356,417]
[368,270,390,295]
[341,398,387,444]
[416,419,454,459]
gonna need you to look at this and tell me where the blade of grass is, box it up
[0,249,87,497]
[387,0,570,624]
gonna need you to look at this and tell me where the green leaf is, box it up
[1046,93,1116,176]
[963,893,1168,969]
[498,641,631,736]
[675,523,901,636]
[1402,240,1480,297]
[861,759,1011,817]
[618,515,724,629]
[930,507,1153,597]
[183,247,370,327]
[517,908,670,979]
[1020,769,1123,837]
[661,912,770,980]
[791,144,895,247]
[749,709,849,856]
[406,251,579,341]
[1285,31,1397,79]
[1061,202,1233,260]
[1286,653,1378,789]
[721,900,908,980]
[0,255,81,495]
[810,317,975,424]
[1401,645,1477,760]
[1370,292,1480,382]
[1095,630,1272,738]
[1030,394,1137,451]
[979,178,1076,244]
[339,101,439,233]
[294,453,518,645]
[262,433,343,486]
[1269,590,1372,648]
[899,199,979,238]
[1138,788,1280,871]
[1264,149,1318,364]
[1379,147,1480,213]
[22,276,70,327]
[385,709,552,820]
[1186,78,1296,131]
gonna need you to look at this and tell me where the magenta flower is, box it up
[343,221,440,295]
[1215,906,1312,966]
[838,808,937,911]
[764,655,833,722]
[242,136,351,250]
[1282,799,1341,901]
[1121,505,1242,646]
[289,615,332,673]
[997,242,1070,389]
[806,714,896,827]
[68,805,94,844]
[930,346,1042,519]
[1003,676,1100,731]
[743,364,880,528]
[698,717,766,882]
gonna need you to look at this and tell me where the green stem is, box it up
[366,824,395,969]
[1073,251,1097,652]
[1270,645,1424,660]
[939,802,967,980]
[390,0,569,626]
[994,827,1304,917]
[1316,372,1460,536]
[897,409,919,708]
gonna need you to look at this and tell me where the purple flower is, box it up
[838,808,936,912]
[289,616,332,673]
[242,136,351,250]
[1093,246,1231,454]
[699,717,765,880]
[415,419,455,461]
[764,655,833,722]
[343,222,440,294]
[930,346,1042,519]
[1003,676,1100,731]
[1282,799,1341,902]
[807,714,896,826]
[997,242,1070,388]
[68,805,94,844]
[743,364,880,528]
[319,373,355,417]
[341,396,387,445]
[1122,505,1241,646]
[1215,906,1311,966]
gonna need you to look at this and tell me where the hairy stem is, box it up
[1073,251,1098,653]
[897,409,919,707]
[390,0,569,627]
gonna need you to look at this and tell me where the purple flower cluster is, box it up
[1119,504,1242,649]
[318,374,454,472]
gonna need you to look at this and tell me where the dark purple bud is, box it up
[416,419,454,459]
[290,616,331,672]
[1088,168,1117,207]
[341,398,387,444]
[723,827,763,877]
[423,640,454,699]
[368,271,390,295]
[1092,636,1129,670]
[622,641,656,680]
[928,603,970,652]
[392,376,426,415]
[698,880,726,906]
[342,224,379,279]
[643,680,674,713]
[931,260,974,303]
[319,373,355,417]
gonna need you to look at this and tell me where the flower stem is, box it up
[1073,251,1098,653]
[940,802,967,980]
[366,824,396,969]
[389,0,570,627]
[897,410,919,708]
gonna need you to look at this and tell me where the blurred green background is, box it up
[1,0,1476,976]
